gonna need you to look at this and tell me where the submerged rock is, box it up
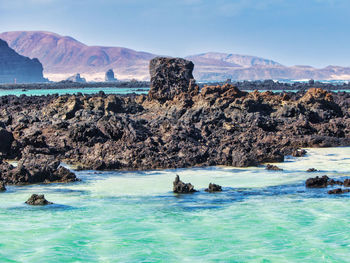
[292,149,307,157]
[265,164,283,171]
[25,194,53,205]
[173,175,197,193]
[344,179,350,187]
[0,181,6,191]
[205,183,222,192]
[328,188,350,195]
[307,168,318,172]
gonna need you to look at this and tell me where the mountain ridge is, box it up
[1,31,350,81]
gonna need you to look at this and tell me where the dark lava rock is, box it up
[307,168,318,172]
[292,149,307,157]
[306,175,329,188]
[205,183,222,192]
[343,179,350,187]
[173,175,197,193]
[0,181,6,191]
[328,188,350,195]
[0,128,14,155]
[265,164,283,171]
[25,194,53,205]
[149,57,196,102]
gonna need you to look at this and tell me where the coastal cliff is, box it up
[0,39,46,84]
[1,57,350,185]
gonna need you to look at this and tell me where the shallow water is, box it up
[1,147,350,262]
[0,87,149,97]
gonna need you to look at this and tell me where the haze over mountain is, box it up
[1,31,350,82]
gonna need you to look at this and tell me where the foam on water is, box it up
[1,147,350,262]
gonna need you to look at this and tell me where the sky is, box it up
[0,0,349,67]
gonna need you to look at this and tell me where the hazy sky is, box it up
[0,0,349,67]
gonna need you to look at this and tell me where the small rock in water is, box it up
[0,181,6,191]
[205,183,222,192]
[328,188,350,195]
[343,179,350,187]
[173,175,197,193]
[307,168,318,172]
[25,194,53,206]
[265,164,283,171]
[292,149,307,157]
[305,175,329,188]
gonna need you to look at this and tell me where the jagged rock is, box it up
[306,175,329,188]
[0,39,46,83]
[292,149,307,157]
[173,175,197,193]
[149,57,197,102]
[265,164,283,171]
[0,128,14,156]
[105,69,117,82]
[205,183,222,192]
[307,168,318,172]
[66,73,86,83]
[25,194,53,205]
[0,181,6,191]
[328,188,350,195]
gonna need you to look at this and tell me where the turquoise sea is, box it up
[1,147,350,262]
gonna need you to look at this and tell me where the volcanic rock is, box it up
[0,181,6,191]
[265,164,283,171]
[105,69,117,82]
[0,128,14,156]
[205,183,222,192]
[149,57,197,102]
[306,175,330,188]
[328,188,350,195]
[25,194,53,205]
[292,149,307,157]
[307,168,318,172]
[173,175,197,193]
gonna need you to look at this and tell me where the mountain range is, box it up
[1,31,350,82]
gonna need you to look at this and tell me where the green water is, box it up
[0,87,149,97]
[1,147,350,262]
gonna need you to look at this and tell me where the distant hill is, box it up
[1,31,350,81]
[0,38,46,83]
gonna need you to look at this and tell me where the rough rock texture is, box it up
[328,188,350,195]
[105,69,117,82]
[265,164,283,171]
[149,57,197,102]
[306,176,344,188]
[0,181,6,191]
[205,183,222,192]
[173,175,197,193]
[0,128,14,156]
[25,194,53,205]
[1,57,350,174]
[0,154,78,185]
[0,39,46,84]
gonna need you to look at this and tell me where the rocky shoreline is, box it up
[1,57,350,187]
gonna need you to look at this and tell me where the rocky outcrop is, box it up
[66,73,86,83]
[205,183,222,192]
[0,181,6,191]
[25,194,53,205]
[173,175,197,193]
[0,39,46,84]
[0,128,14,156]
[328,188,350,195]
[105,69,117,82]
[265,164,283,171]
[306,176,344,188]
[149,57,197,102]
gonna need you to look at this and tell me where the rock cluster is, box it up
[25,194,53,205]
[306,175,350,195]
[0,181,5,191]
[0,39,46,84]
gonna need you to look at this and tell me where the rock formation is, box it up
[25,194,53,205]
[66,73,86,83]
[173,175,197,193]
[265,164,283,171]
[0,181,6,191]
[205,183,222,192]
[328,188,350,195]
[105,69,117,82]
[0,39,46,84]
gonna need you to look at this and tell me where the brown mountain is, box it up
[1,31,350,82]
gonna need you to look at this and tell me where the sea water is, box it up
[1,147,350,262]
